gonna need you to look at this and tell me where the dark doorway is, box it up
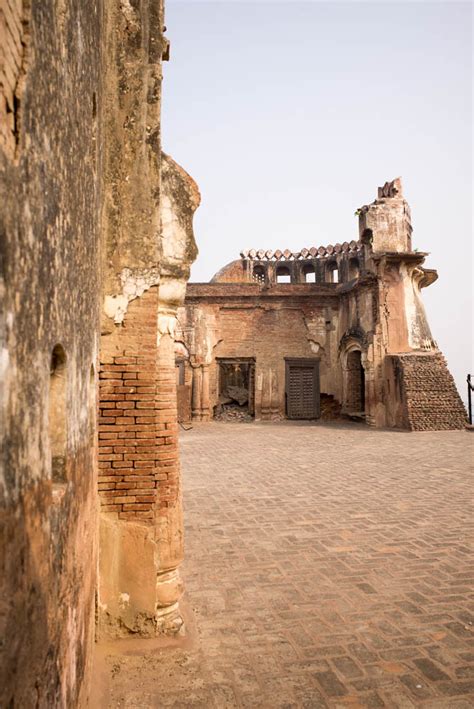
[216,358,255,420]
[346,350,365,413]
[285,358,320,419]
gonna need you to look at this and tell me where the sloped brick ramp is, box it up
[392,353,467,431]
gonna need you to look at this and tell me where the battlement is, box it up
[240,241,363,261]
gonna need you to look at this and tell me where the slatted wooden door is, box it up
[285,358,320,420]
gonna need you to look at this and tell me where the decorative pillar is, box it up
[191,364,202,421]
[201,364,210,421]
[362,350,376,427]
[261,369,271,420]
[270,368,280,419]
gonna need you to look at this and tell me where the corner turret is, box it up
[358,177,412,253]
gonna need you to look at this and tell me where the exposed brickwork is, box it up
[99,288,158,521]
[394,352,467,430]
[99,288,182,522]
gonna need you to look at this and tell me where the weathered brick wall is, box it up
[390,352,467,430]
[180,288,344,419]
[99,289,159,521]
[0,0,102,704]
[0,0,29,158]
[180,279,386,424]
[96,0,196,638]
[99,289,181,520]
[98,287,186,635]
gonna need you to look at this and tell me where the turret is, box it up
[358,177,412,253]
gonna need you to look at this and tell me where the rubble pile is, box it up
[214,403,253,422]
[214,386,253,422]
[320,393,343,420]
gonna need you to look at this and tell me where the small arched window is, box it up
[49,345,67,484]
[348,258,360,280]
[252,265,265,284]
[327,263,339,283]
[304,265,316,283]
[276,266,291,283]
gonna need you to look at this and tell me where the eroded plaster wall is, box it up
[0,0,102,704]
[98,0,199,636]
[178,286,357,421]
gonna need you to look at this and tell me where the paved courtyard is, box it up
[99,422,474,708]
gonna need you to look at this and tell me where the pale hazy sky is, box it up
[162,0,473,399]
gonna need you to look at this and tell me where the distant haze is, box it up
[163,0,473,400]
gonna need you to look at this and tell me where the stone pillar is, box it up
[192,365,202,421]
[261,369,271,420]
[155,326,185,633]
[201,364,210,421]
[270,368,280,419]
[362,353,375,427]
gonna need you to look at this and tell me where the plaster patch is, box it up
[157,314,177,343]
[119,593,130,607]
[104,268,161,324]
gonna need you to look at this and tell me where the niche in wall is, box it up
[49,344,68,485]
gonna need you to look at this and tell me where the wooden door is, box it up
[285,359,320,420]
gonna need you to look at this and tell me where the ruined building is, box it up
[0,1,468,706]
[1,0,198,705]
[177,179,466,430]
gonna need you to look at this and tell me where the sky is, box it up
[162,0,473,399]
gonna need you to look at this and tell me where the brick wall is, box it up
[99,287,181,522]
[99,288,160,521]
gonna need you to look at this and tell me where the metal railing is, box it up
[468,374,473,425]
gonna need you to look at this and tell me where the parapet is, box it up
[212,241,365,286]
[210,177,419,287]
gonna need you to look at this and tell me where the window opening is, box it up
[327,263,339,283]
[276,266,291,284]
[252,265,265,284]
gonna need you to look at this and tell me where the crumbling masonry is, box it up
[177,179,466,430]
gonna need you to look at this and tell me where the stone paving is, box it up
[100,421,474,708]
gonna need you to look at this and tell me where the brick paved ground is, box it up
[99,422,474,708]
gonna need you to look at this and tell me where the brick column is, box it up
[191,364,202,421]
[98,288,184,635]
[260,368,272,420]
[98,289,159,523]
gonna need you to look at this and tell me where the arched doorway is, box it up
[345,350,365,414]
